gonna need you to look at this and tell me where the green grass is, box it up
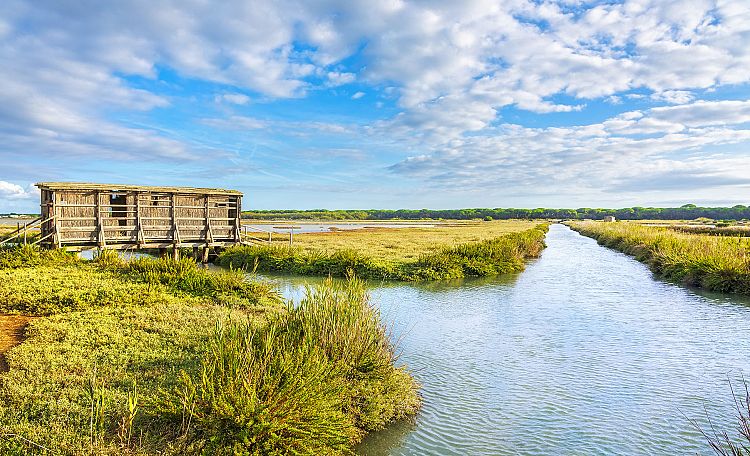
[0,246,280,315]
[0,244,79,269]
[569,221,750,294]
[0,247,419,454]
[218,224,549,281]
[171,279,419,455]
[287,220,539,262]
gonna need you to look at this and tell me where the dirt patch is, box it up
[0,314,32,372]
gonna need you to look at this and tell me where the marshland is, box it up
[2,218,750,455]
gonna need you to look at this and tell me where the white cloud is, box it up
[216,93,251,105]
[389,99,750,197]
[327,72,356,87]
[351,91,365,100]
[0,181,36,200]
[651,90,695,104]
[1,0,750,205]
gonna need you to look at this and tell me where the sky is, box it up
[1,0,750,212]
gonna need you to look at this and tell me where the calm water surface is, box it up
[263,224,750,455]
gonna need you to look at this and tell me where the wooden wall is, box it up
[40,189,240,248]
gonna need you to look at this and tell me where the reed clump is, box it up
[166,278,420,455]
[218,224,549,281]
[570,222,750,294]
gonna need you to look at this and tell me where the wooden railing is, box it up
[239,225,295,245]
[0,216,54,247]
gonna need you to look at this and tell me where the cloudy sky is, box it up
[1,0,749,212]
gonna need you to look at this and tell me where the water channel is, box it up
[261,224,750,455]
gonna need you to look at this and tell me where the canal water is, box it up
[262,224,750,455]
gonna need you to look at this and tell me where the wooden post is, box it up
[170,193,180,252]
[201,247,210,263]
[23,223,27,245]
[234,196,242,243]
[96,191,106,247]
[52,191,60,249]
[172,246,179,260]
[289,230,292,246]
[135,192,144,247]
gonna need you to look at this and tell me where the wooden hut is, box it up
[35,182,243,256]
[603,215,616,222]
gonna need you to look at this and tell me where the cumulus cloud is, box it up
[389,99,750,197]
[0,181,36,200]
[651,90,695,104]
[2,0,750,205]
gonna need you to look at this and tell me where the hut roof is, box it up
[35,182,242,196]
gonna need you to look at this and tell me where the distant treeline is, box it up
[242,204,750,221]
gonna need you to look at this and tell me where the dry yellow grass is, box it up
[291,220,538,261]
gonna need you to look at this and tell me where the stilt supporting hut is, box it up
[34,182,243,259]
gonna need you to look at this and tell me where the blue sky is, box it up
[1,0,750,212]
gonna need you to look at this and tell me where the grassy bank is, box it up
[569,221,750,294]
[218,223,549,281]
[0,246,419,454]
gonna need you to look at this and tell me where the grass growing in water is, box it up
[173,279,419,455]
[569,221,750,294]
[218,224,549,281]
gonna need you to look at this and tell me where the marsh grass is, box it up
[0,249,419,455]
[172,278,420,455]
[671,225,750,238]
[289,220,538,262]
[570,222,750,294]
[0,298,260,455]
[219,224,549,281]
[0,246,280,315]
[0,244,79,269]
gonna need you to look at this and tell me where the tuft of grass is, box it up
[218,224,549,281]
[569,221,750,295]
[172,278,420,455]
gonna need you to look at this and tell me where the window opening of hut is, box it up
[110,193,127,227]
